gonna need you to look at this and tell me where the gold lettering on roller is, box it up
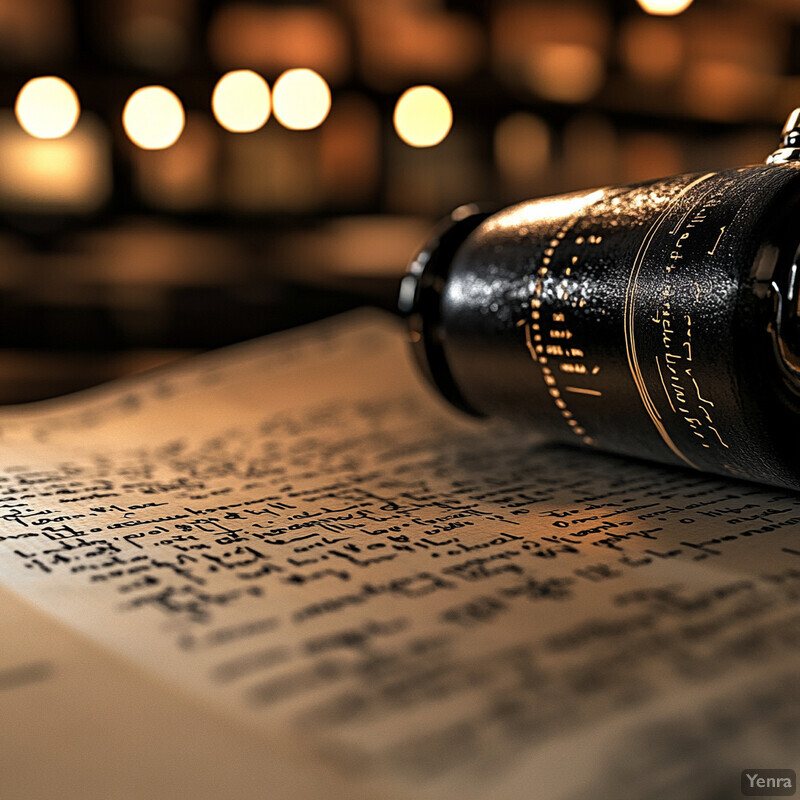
[559,363,587,374]
[707,226,726,256]
[623,173,716,470]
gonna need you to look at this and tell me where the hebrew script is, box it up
[1,311,799,799]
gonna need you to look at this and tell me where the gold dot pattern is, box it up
[524,226,596,447]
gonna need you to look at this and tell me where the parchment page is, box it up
[0,585,379,800]
[1,310,799,799]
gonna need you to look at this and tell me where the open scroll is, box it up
[1,310,799,799]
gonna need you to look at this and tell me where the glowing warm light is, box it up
[209,6,349,82]
[529,44,604,103]
[620,18,683,83]
[0,112,111,213]
[135,113,218,211]
[393,86,452,148]
[272,68,331,130]
[15,76,80,139]
[636,0,694,16]
[684,60,762,121]
[123,86,185,150]
[494,113,550,181]
[212,70,271,133]
[355,5,482,86]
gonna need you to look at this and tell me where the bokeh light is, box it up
[123,86,185,150]
[212,70,271,133]
[209,6,349,83]
[494,113,550,183]
[636,0,694,16]
[528,44,604,103]
[393,86,452,148]
[272,68,331,131]
[15,76,80,139]
[0,112,112,213]
[620,17,683,84]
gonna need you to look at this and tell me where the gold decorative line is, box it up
[654,357,674,414]
[524,323,538,362]
[668,206,694,236]
[564,386,603,396]
[623,173,716,470]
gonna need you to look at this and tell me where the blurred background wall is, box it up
[0,0,795,401]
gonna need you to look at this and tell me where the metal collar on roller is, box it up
[398,204,491,416]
